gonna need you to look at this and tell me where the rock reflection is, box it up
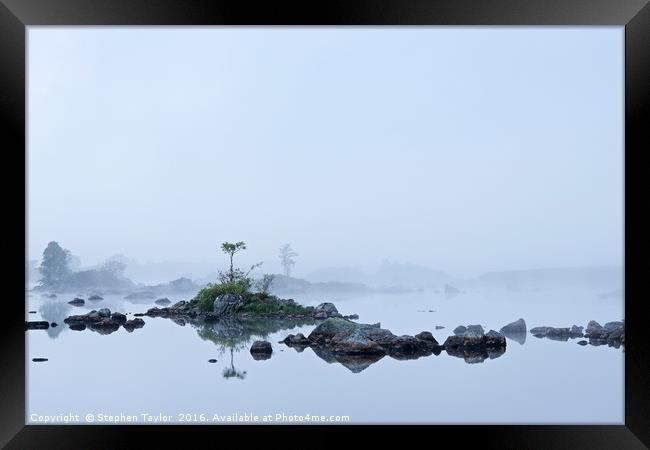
[445,346,506,364]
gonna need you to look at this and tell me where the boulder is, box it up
[250,340,273,354]
[414,331,438,344]
[500,318,526,334]
[314,302,339,317]
[213,294,244,316]
[98,308,111,318]
[585,320,603,335]
[453,325,467,336]
[331,328,386,355]
[282,333,311,346]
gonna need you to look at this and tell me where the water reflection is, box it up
[38,301,71,339]
[191,317,316,379]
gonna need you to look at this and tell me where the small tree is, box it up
[279,243,298,277]
[38,241,71,287]
[221,241,247,282]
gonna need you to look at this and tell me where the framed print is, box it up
[2,0,649,447]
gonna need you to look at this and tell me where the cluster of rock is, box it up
[583,320,625,347]
[529,320,624,347]
[443,325,507,363]
[63,308,144,334]
[143,297,357,322]
[283,318,464,361]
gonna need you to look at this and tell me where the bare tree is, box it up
[279,244,298,277]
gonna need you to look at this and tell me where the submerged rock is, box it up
[26,321,49,330]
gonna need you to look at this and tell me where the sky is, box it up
[27,27,624,278]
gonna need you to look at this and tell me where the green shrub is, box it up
[194,279,251,312]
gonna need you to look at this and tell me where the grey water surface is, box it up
[26,288,623,424]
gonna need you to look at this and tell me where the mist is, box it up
[27,27,623,282]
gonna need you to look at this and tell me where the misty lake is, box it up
[26,288,623,424]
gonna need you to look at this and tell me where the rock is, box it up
[314,311,328,319]
[88,294,103,301]
[585,320,603,334]
[389,335,436,357]
[435,325,445,330]
[331,328,386,355]
[208,359,217,363]
[485,330,506,347]
[282,333,311,346]
[603,321,624,332]
[570,325,584,336]
[133,313,145,317]
[443,326,505,350]
[213,294,244,316]
[98,308,111,318]
[110,312,127,324]
[69,323,86,331]
[68,298,85,306]
[155,298,172,305]
[500,318,526,334]
[577,340,588,346]
[250,340,273,354]
[453,325,467,336]
[499,319,527,344]
[314,302,339,317]
[123,318,145,332]
[308,318,360,344]
[465,325,485,337]
[32,358,48,362]
[414,331,438,344]
[28,311,36,314]
[530,326,584,341]
[26,321,49,330]
[89,319,120,335]
[51,322,58,327]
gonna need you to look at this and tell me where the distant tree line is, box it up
[37,241,133,292]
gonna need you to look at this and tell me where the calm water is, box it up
[26,288,624,424]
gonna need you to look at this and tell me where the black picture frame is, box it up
[2,0,648,447]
